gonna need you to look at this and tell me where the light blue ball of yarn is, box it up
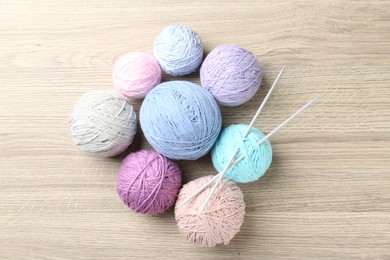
[211,124,272,183]
[140,81,222,160]
[153,25,203,76]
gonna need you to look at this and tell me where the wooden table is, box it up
[1,1,389,259]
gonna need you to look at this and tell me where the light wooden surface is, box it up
[1,1,389,259]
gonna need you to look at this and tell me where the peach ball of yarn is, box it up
[175,176,245,247]
[113,52,162,98]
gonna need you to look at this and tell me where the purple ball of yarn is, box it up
[200,45,262,106]
[117,150,182,215]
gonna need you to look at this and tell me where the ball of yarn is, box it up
[212,124,272,183]
[113,52,162,98]
[140,81,222,160]
[200,45,262,106]
[153,25,203,76]
[175,176,245,247]
[69,91,137,157]
[117,150,182,215]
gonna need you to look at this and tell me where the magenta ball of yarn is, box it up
[113,52,162,98]
[117,150,182,215]
[200,45,262,106]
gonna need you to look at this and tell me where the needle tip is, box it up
[279,66,286,75]
[312,96,321,103]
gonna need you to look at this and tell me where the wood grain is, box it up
[0,0,389,259]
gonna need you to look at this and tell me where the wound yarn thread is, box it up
[153,25,203,76]
[175,175,245,247]
[113,52,162,99]
[200,45,262,106]
[212,124,272,183]
[140,81,222,160]
[117,150,182,215]
[69,91,137,157]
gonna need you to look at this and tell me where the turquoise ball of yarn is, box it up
[153,25,203,76]
[211,124,272,183]
[140,81,222,160]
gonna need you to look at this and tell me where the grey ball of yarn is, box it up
[69,91,137,157]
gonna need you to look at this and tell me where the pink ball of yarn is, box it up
[113,52,162,98]
[200,45,262,106]
[117,150,182,215]
[175,176,245,247]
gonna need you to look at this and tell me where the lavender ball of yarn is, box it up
[117,150,182,215]
[69,91,137,157]
[153,25,203,76]
[140,81,222,160]
[200,45,262,106]
[211,124,272,183]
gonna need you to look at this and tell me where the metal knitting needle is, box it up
[197,95,320,215]
[177,66,285,209]
[226,96,320,169]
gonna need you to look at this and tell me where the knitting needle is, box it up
[177,66,285,209]
[224,95,320,170]
[197,95,320,215]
